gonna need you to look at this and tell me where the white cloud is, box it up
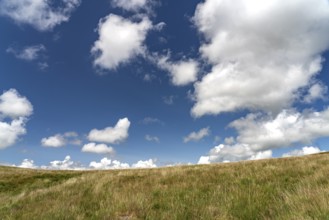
[7,44,46,61]
[89,158,130,169]
[47,155,81,170]
[91,14,152,71]
[145,134,159,143]
[199,143,272,163]
[198,107,329,163]
[157,56,199,86]
[0,89,33,149]
[0,89,33,119]
[198,156,211,164]
[111,0,149,12]
[82,143,115,155]
[282,146,322,157]
[184,127,210,143]
[18,159,36,169]
[0,0,80,31]
[41,134,66,148]
[249,150,273,161]
[0,118,26,149]
[88,118,131,144]
[230,108,329,151]
[304,83,327,103]
[192,0,329,117]
[41,132,81,148]
[132,159,157,168]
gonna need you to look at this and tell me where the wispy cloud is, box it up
[184,127,210,143]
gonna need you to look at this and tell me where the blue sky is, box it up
[1,0,329,169]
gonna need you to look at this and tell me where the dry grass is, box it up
[1,153,329,219]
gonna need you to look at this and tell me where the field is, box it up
[1,153,329,219]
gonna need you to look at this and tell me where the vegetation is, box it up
[1,153,329,219]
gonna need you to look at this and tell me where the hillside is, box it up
[1,153,329,219]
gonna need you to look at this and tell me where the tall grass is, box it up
[1,153,329,219]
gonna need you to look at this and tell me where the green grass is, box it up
[1,153,329,219]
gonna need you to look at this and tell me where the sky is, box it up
[1,0,329,170]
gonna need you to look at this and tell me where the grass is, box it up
[1,153,329,219]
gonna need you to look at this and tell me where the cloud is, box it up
[198,156,211,164]
[88,118,131,144]
[111,0,149,12]
[145,134,159,143]
[198,143,272,163]
[89,158,130,169]
[163,95,175,105]
[282,146,322,157]
[141,117,163,125]
[44,156,84,170]
[0,0,81,31]
[230,108,329,151]
[132,159,157,168]
[157,56,199,86]
[41,132,81,148]
[303,83,327,103]
[41,134,66,148]
[0,118,26,149]
[199,107,329,163]
[91,14,152,71]
[82,143,115,155]
[249,150,273,161]
[0,89,33,119]
[184,127,210,143]
[18,159,36,169]
[6,44,46,61]
[0,89,33,149]
[143,74,156,82]
[192,0,329,117]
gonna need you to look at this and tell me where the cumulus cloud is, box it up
[82,143,115,154]
[198,143,272,163]
[89,158,157,169]
[41,134,66,147]
[0,89,33,119]
[282,146,322,157]
[192,0,329,117]
[198,156,211,164]
[88,118,131,144]
[157,56,199,86]
[0,118,27,149]
[7,44,46,61]
[230,108,329,151]
[41,132,81,148]
[145,134,159,143]
[303,83,327,103]
[249,150,273,161]
[91,14,152,71]
[47,155,83,170]
[184,127,210,143]
[89,158,130,169]
[198,107,329,163]
[111,0,149,12]
[18,159,36,169]
[0,0,81,31]
[0,89,33,149]
[132,159,157,168]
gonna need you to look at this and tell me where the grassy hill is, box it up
[1,153,329,219]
